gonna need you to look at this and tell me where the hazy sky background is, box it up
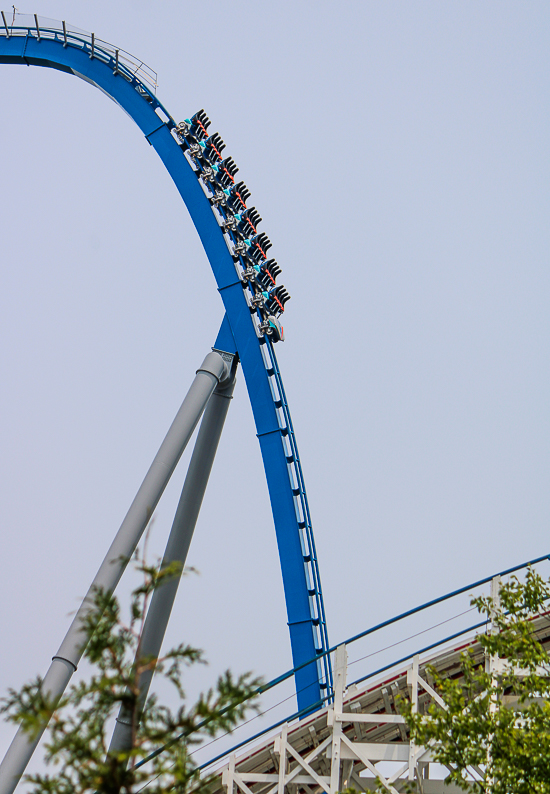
[1,0,549,777]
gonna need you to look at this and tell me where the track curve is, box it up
[0,14,331,710]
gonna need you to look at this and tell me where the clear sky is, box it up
[1,0,549,777]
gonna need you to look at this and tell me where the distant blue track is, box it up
[0,18,331,710]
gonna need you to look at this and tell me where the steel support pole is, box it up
[108,371,237,754]
[0,351,229,794]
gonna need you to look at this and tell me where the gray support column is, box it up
[0,351,229,794]
[108,371,237,754]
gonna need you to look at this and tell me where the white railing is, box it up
[0,12,158,93]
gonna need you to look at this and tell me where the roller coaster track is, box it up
[0,13,331,791]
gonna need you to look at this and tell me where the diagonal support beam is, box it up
[286,740,333,794]
[109,363,237,753]
[266,735,332,794]
[340,736,400,794]
[0,350,230,794]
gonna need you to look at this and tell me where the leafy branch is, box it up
[1,550,262,794]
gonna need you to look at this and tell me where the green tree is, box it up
[1,552,262,794]
[400,567,550,793]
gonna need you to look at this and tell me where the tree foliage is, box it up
[1,553,262,794]
[400,567,550,793]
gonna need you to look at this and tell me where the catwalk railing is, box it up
[262,337,333,698]
[0,13,158,93]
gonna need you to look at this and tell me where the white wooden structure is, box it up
[209,583,550,794]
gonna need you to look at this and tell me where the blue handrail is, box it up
[137,551,550,772]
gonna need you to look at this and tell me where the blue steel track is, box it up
[0,18,332,711]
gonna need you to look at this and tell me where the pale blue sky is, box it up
[1,0,549,775]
